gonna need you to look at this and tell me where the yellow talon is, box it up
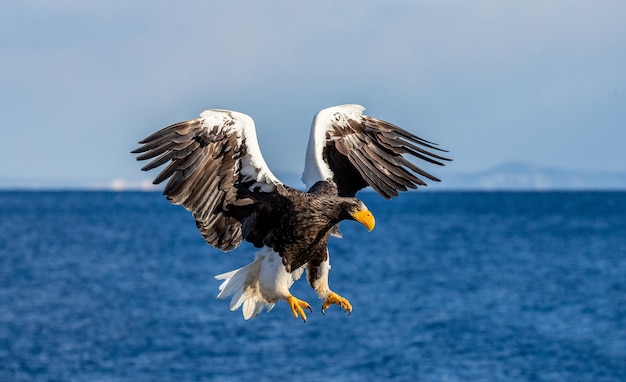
[287,295,312,322]
[321,291,352,315]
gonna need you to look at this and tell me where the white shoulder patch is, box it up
[199,109,281,192]
[301,104,366,190]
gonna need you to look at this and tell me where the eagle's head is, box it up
[339,198,375,232]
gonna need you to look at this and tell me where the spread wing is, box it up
[132,109,282,251]
[301,104,451,199]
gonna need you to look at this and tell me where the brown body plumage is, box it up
[234,182,366,272]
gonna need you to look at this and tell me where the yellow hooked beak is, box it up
[352,209,375,232]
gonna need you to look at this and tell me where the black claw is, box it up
[321,308,327,315]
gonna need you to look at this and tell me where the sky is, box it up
[1,0,625,189]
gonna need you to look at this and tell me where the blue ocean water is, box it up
[0,191,624,381]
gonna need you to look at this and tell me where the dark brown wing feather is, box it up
[132,110,282,252]
[312,105,451,198]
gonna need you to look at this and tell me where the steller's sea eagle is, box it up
[132,104,450,321]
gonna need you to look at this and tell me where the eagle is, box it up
[132,104,450,321]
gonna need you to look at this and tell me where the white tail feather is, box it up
[215,255,269,320]
[215,248,304,320]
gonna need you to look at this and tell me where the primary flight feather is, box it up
[133,104,450,321]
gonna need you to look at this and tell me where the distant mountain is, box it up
[272,164,626,191]
[437,163,626,190]
[0,177,89,190]
[2,163,626,191]
[0,177,159,191]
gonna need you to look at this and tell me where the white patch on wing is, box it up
[301,104,366,190]
[199,109,281,192]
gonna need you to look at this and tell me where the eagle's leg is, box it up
[306,252,353,315]
[286,295,312,322]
